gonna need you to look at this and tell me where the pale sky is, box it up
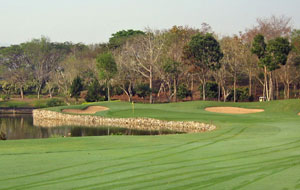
[0,0,299,46]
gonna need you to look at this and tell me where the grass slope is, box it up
[1,100,300,190]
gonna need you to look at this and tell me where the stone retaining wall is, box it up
[33,109,216,133]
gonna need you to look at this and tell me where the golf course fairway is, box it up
[1,100,300,190]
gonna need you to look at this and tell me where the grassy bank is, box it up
[1,100,300,189]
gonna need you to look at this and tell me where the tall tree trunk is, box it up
[202,79,206,101]
[269,71,273,101]
[49,88,53,99]
[218,82,221,102]
[20,87,24,99]
[191,74,194,100]
[149,66,153,104]
[128,83,133,102]
[37,85,41,99]
[107,81,111,101]
[249,70,252,96]
[233,73,237,102]
[173,77,177,102]
[287,83,290,99]
[264,67,269,101]
[275,76,279,100]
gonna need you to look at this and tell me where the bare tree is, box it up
[125,29,166,103]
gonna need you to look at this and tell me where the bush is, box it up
[177,84,192,100]
[199,82,219,99]
[85,80,106,102]
[135,84,151,100]
[112,86,123,96]
[46,98,65,107]
[227,87,252,102]
[0,94,10,101]
[70,76,83,101]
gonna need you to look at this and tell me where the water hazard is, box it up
[0,114,182,140]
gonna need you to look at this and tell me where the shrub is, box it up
[227,87,252,102]
[0,94,10,101]
[199,82,219,99]
[112,86,123,96]
[85,80,106,102]
[46,98,65,107]
[177,84,192,100]
[70,76,83,101]
[135,84,151,100]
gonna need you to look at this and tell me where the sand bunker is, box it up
[62,106,109,114]
[205,107,264,114]
[298,113,300,116]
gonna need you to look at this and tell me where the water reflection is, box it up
[0,114,182,140]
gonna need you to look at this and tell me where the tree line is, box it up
[0,15,300,103]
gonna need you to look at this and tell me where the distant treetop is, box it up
[109,29,145,49]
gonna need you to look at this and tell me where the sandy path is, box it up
[62,106,109,114]
[205,107,264,114]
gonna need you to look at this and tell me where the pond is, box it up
[0,114,182,140]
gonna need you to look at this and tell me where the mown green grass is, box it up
[1,100,300,189]
[0,98,51,108]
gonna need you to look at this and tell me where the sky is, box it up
[0,0,300,46]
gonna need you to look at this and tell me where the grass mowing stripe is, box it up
[84,156,300,190]
[18,142,300,190]
[1,100,300,189]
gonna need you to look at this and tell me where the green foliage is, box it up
[135,84,151,100]
[0,94,10,101]
[46,98,65,107]
[252,35,291,71]
[109,29,145,49]
[96,52,117,81]
[251,34,267,59]
[162,59,180,75]
[227,87,252,102]
[112,86,124,96]
[70,76,83,101]
[199,81,218,99]
[85,80,105,102]
[177,84,192,100]
[183,33,223,69]
[266,37,291,70]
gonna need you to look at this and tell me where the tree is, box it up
[221,36,245,102]
[22,37,71,99]
[244,15,292,42]
[162,26,198,101]
[0,45,32,99]
[177,84,192,100]
[70,76,83,102]
[85,79,105,102]
[252,34,291,100]
[96,52,117,101]
[109,29,145,49]
[183,33,223,100]
[125,29,166,103]
[135,83,151,102]
[114,51,137,102]
[161,59,181,102]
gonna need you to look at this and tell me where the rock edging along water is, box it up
[33,109,216,133]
